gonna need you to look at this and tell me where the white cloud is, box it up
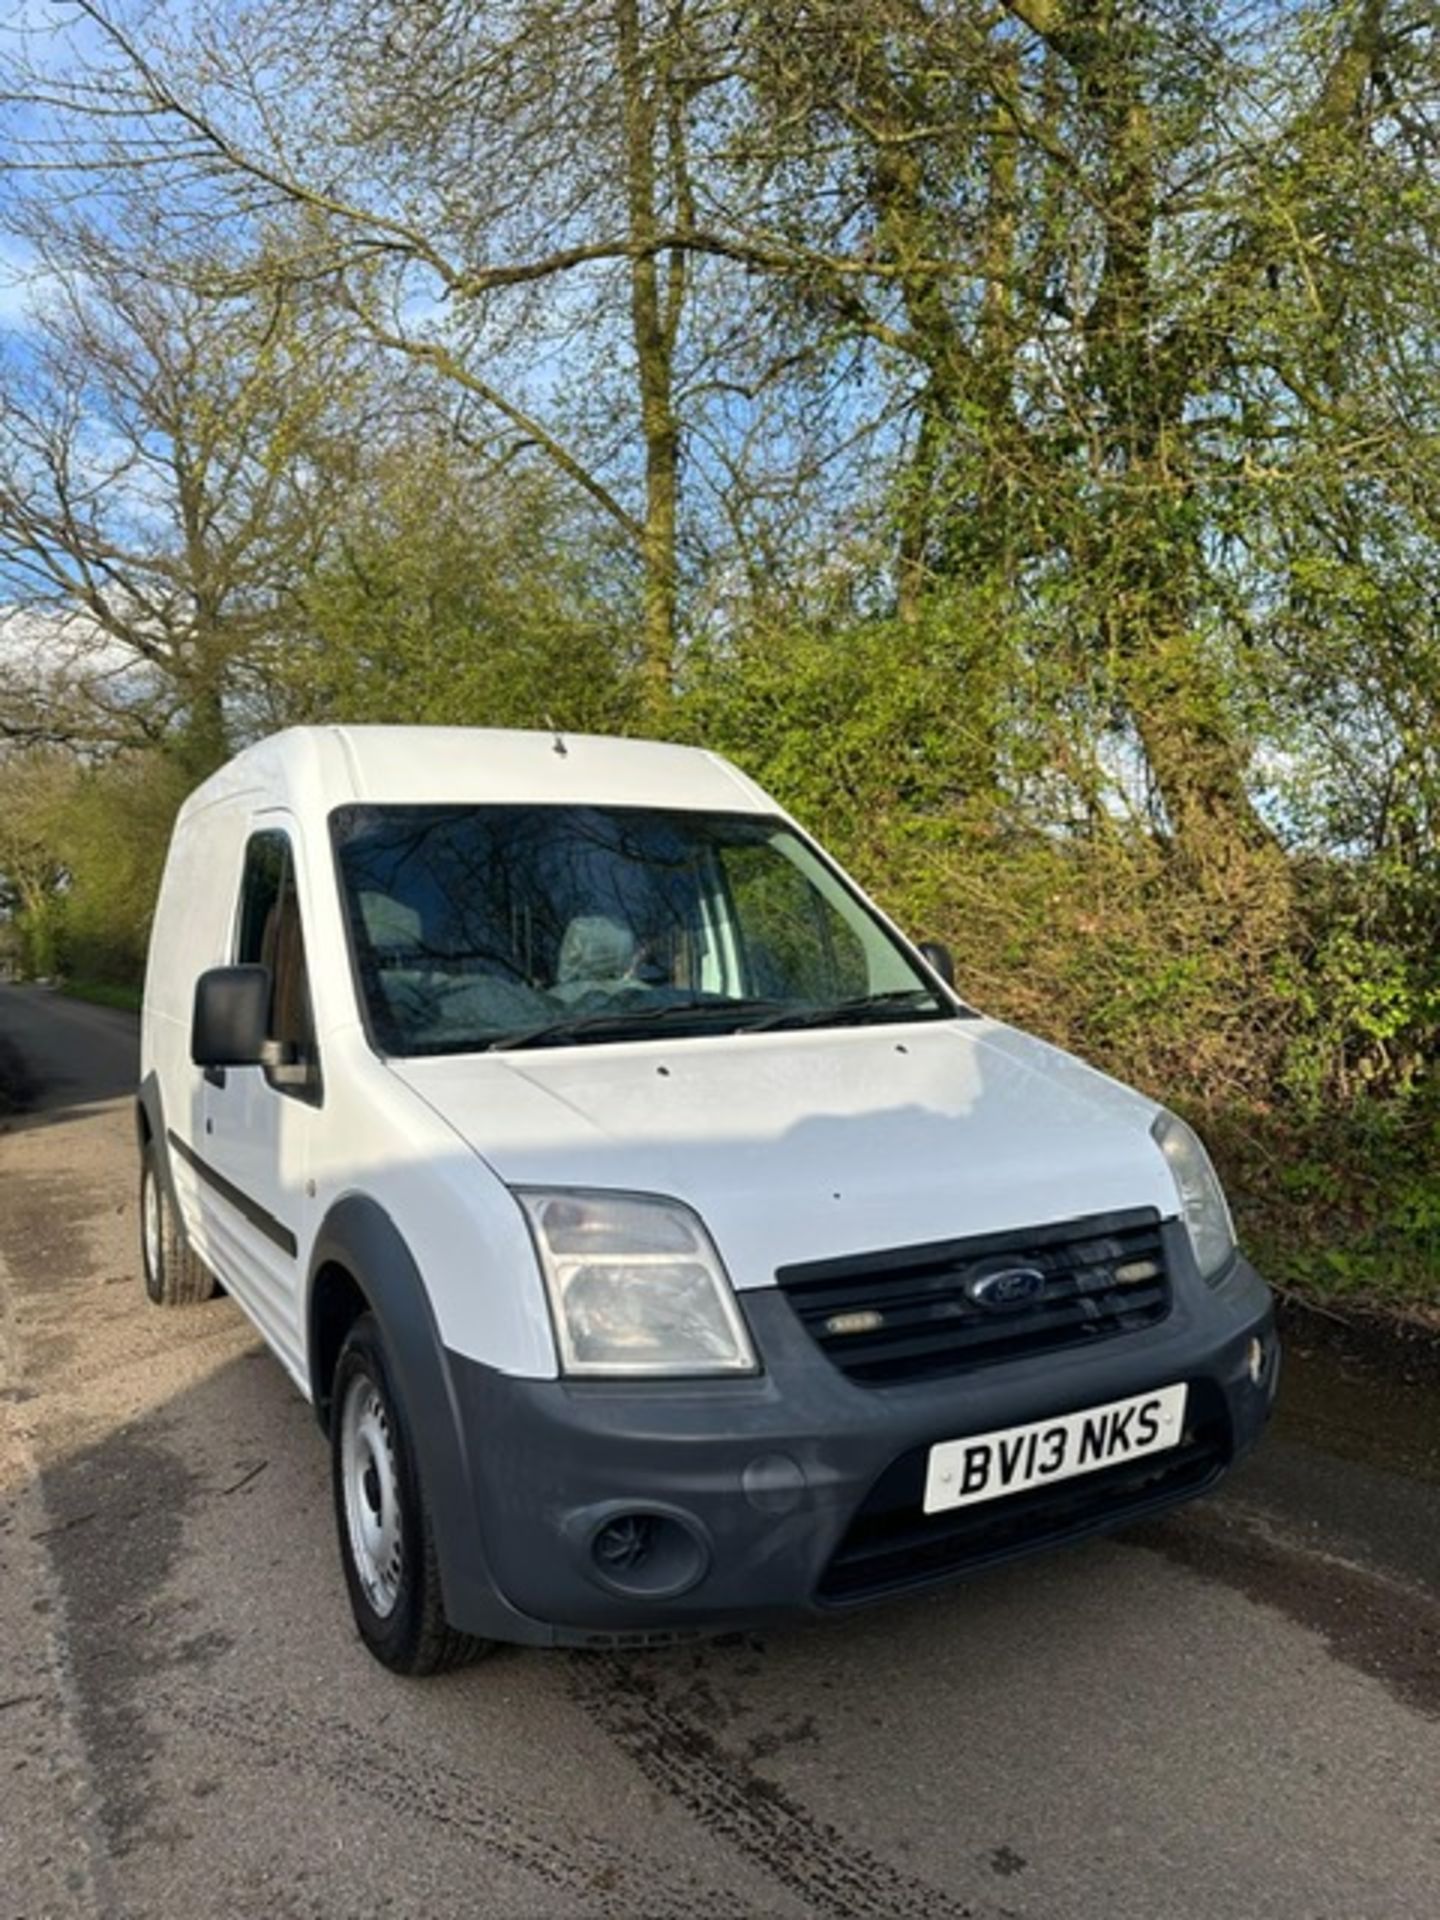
[0,602,158,718]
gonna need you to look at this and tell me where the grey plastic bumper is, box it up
[440,1230,1277,1646]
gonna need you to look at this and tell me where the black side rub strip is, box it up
[167,1128,298,1258]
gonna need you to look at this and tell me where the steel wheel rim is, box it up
[340,1372,404,1619]
[142,1166,163,1283]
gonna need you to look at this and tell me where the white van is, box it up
[139,727,1277,1673]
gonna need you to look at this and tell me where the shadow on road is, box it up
[0,1092,141,1139]
[0,1029,38,1113]
[0,987,138,1134]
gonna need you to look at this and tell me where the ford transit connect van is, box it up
[138,727,1277,1673]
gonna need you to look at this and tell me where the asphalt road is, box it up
[2,981,1438,1920]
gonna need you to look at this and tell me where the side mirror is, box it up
[917,940,956,990]
[191,965,271,1068]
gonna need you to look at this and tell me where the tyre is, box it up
[140,1141,217,1305]
[330,1313,492,1676]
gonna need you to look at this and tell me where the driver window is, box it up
[235,830,321,1100]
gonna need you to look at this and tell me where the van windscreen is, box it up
[330,804,949,1056]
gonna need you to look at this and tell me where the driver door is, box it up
[199,818,321,1383]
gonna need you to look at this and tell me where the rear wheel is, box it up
[330,1313,491,1676]
[140,1142,217,1305]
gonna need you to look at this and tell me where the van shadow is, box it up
[17,1336,1034,1912]
[0,1091,140,1138]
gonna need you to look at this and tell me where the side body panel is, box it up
[141,796,255,1266]
[299,1044,559,1380]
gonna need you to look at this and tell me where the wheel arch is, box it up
[136,1070,187,1238]
[309,1259,371,1434]
[306,1191,541,1643]
[136,1069,164,1153]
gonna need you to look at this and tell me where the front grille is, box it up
[777,1208,1171,1386]
[818,1381,1229,1604]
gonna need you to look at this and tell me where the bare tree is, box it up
[0,209,362,769]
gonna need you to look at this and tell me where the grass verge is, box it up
[60,978,142,1014]
[1213,1106,1440,1331]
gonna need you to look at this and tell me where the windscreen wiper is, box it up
[741,988,949,1034]
[487,997,785,1052]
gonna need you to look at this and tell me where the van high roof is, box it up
[179,725,776,823]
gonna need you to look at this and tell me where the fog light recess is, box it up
[585,1507,709,1600]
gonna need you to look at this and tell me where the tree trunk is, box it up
[896,389,945,624]
[1072,2,1273,869]
[615,0,682,708]
[1124,624,1276,865]
[173,637,230,779]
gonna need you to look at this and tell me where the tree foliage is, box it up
[279,440,641,733]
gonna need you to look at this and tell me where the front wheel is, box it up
[330,1314,492,1676]
[140,1142,217,1305]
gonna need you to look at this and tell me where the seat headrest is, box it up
[556,914,636,984]
[358,890,424,954]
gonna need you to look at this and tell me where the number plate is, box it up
[923,1383,1189,1515]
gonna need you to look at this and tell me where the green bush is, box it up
[49,755,193,991]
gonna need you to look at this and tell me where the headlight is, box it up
[516,1189,759,1377]
[1150,1111,1236,1283]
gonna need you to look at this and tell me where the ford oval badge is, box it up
[966,1265,1046,1310]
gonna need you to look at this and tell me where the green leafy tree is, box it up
[279,439,641,733]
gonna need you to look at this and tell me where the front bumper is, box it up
[444,1228,1277,1645]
